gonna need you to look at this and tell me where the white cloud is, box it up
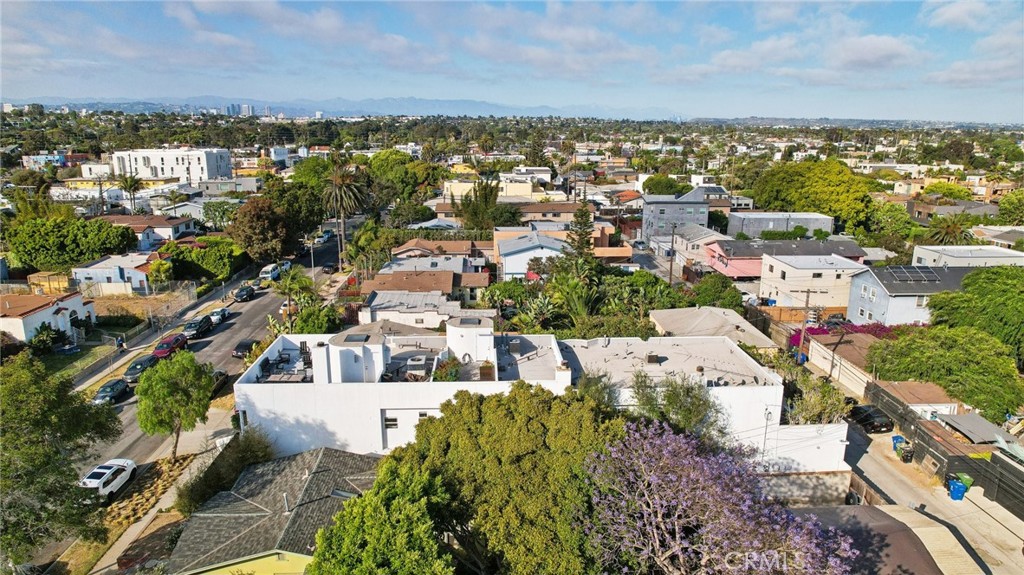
[754,2,802,30]
[710,35,802,71]
[697,24,736,47]
[829,35,924,70]
[927,21,1024,85]
[919,1,991,31]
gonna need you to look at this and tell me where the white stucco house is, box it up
[759,255,867,309]
[496,233,567,281]
[234,319,849,493]
[71,252,171,296]
[0,293,95,343]
[911,245,1024,268]
[358,290,495,329]
[97,214,197,250]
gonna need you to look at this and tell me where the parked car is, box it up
[321,228,335,239]
[209,308,231,325]
[182,315,213,339]
[633,240,648,251]
[233,339,259,359]
[234,286,256,302]
[152,334,187,359]
[278,260,292,272]
[848,405,894,434]
[210,369,229,398]
[79,459,137,504]
[313,235,328,246]
[92,379,129,405]
[321,263,338,274]
[123,354,159,384]
[259,263,281,282]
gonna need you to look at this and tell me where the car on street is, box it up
[123,354,159,384]
[91,379,129,405]
[321,228,335,239]
[209,307,231,325]
[321,263,338,274]
[182,315,213,340]
[210,369,229,398]
[152,334,187,359]
[234,285,256,302]
[259,263,281,282]
[79,459,137,504]
[233,339,259,359]
[313,235,328,246]
[278,260,292,272]
[633,240,648,251]
[847,405,894,434]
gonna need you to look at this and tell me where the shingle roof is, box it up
[391,239,473,256]
[97,214,194,227]
[0,293,84,319]
[497,233,567,256]
[167,448,379,575]
[865,266,973,296]
[714,239,866,259]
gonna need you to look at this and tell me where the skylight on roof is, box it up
[330,489,358,499]
[344,334,370,343]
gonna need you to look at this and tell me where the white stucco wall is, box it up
[501,247,563,281]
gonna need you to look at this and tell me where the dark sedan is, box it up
[92,379,129,405]
[234,286,256,302]
[233,339,258,359]
[123,354,159,384]
[848,405,895,434]
[210,370,230,398]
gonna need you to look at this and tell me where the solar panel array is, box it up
[886,266,941,282]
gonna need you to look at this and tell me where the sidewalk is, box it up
[86,407,236,575]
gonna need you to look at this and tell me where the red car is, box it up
[153,334,187,359]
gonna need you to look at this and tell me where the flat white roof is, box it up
[730,212,830,219]
[917,245,1024,257]
[767,255,868,270]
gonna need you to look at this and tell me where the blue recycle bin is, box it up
[892,436,905,452]
[949,480,967,501]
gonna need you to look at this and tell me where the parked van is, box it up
[259,263,281,281]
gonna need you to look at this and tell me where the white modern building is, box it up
[235,319,849,483]
[71,252,169,296]
[358,291,494,329]
[911,245,1024,268]
[111,148,232,183]
[80,162,112,179]
[759,255,868,308]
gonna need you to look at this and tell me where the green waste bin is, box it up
[956,473,974,491]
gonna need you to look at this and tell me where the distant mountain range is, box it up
[13,95,682,121]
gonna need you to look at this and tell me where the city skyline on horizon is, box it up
[2,1,1023,124]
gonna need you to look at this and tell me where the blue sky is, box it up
[2,1,1022,122]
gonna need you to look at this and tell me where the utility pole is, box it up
[667,223,678,287]
[790,288,827,363]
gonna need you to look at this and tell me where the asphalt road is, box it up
[88,241,337,468]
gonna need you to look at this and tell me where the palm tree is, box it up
[324,151,368,266]
[117,174,143,213]
[926,212,975,246]
[271,266,316,332]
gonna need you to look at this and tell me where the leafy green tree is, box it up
[228,196,293,262]
[388,201,435,227]
[929,266,1024,369]
[867,326,1024,423]
[394,382,625,575]
[116,174,143,212]
[309,459,455,575]
[201,200,241,231]
[691,273,743,311]
[0,352,121,563]
[751,160,873,227]
[147,258,173,285]
[367,149,417,197]
[7,217,137,272]
[489,203,522,227]
[997,189,1024,225]
[923,181,971,201]
[641,174,692,195]
[868,200,917,239]
[630,371,728,444]
[136,351,215,460]
[926,212,975,245]
[290,156,331,190]
[786,372,852,424]
[453,178,500,230]
[291,304,343,334]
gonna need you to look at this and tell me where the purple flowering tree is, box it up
[585,422,856,574]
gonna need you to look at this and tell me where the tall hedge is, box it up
[158,237,250,281]
[7,217,137,272]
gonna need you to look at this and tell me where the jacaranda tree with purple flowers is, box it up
[585,422,856,574]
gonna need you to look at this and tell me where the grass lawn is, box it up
[39,345,115,381]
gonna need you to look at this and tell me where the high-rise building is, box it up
[315,111,323,119]
[240,104,252,117]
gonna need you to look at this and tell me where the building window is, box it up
[836,273,842,280]
[768,265,774,273]
[812,272,823,279]
[916,257,925,264]
[916,295,929,308]
[858,308,865,318]
[861,285,868,298]
[240,410,248,426]
[869,288,876,302]
[658,208,666,215]
[699,208,706,214]
[419,412,428,418]
[867,311,874,320]
[780,270,787,280]
[686,208,693,215]
[384,417,398,429]
[415,318,424,324]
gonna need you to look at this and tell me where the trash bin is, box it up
[944,472,960,492]
[956,473,974,491]
[892,436,905,452]
[949,480,967,501]
[900,445,915,463]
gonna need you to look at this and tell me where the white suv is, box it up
[79,459,137,504]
